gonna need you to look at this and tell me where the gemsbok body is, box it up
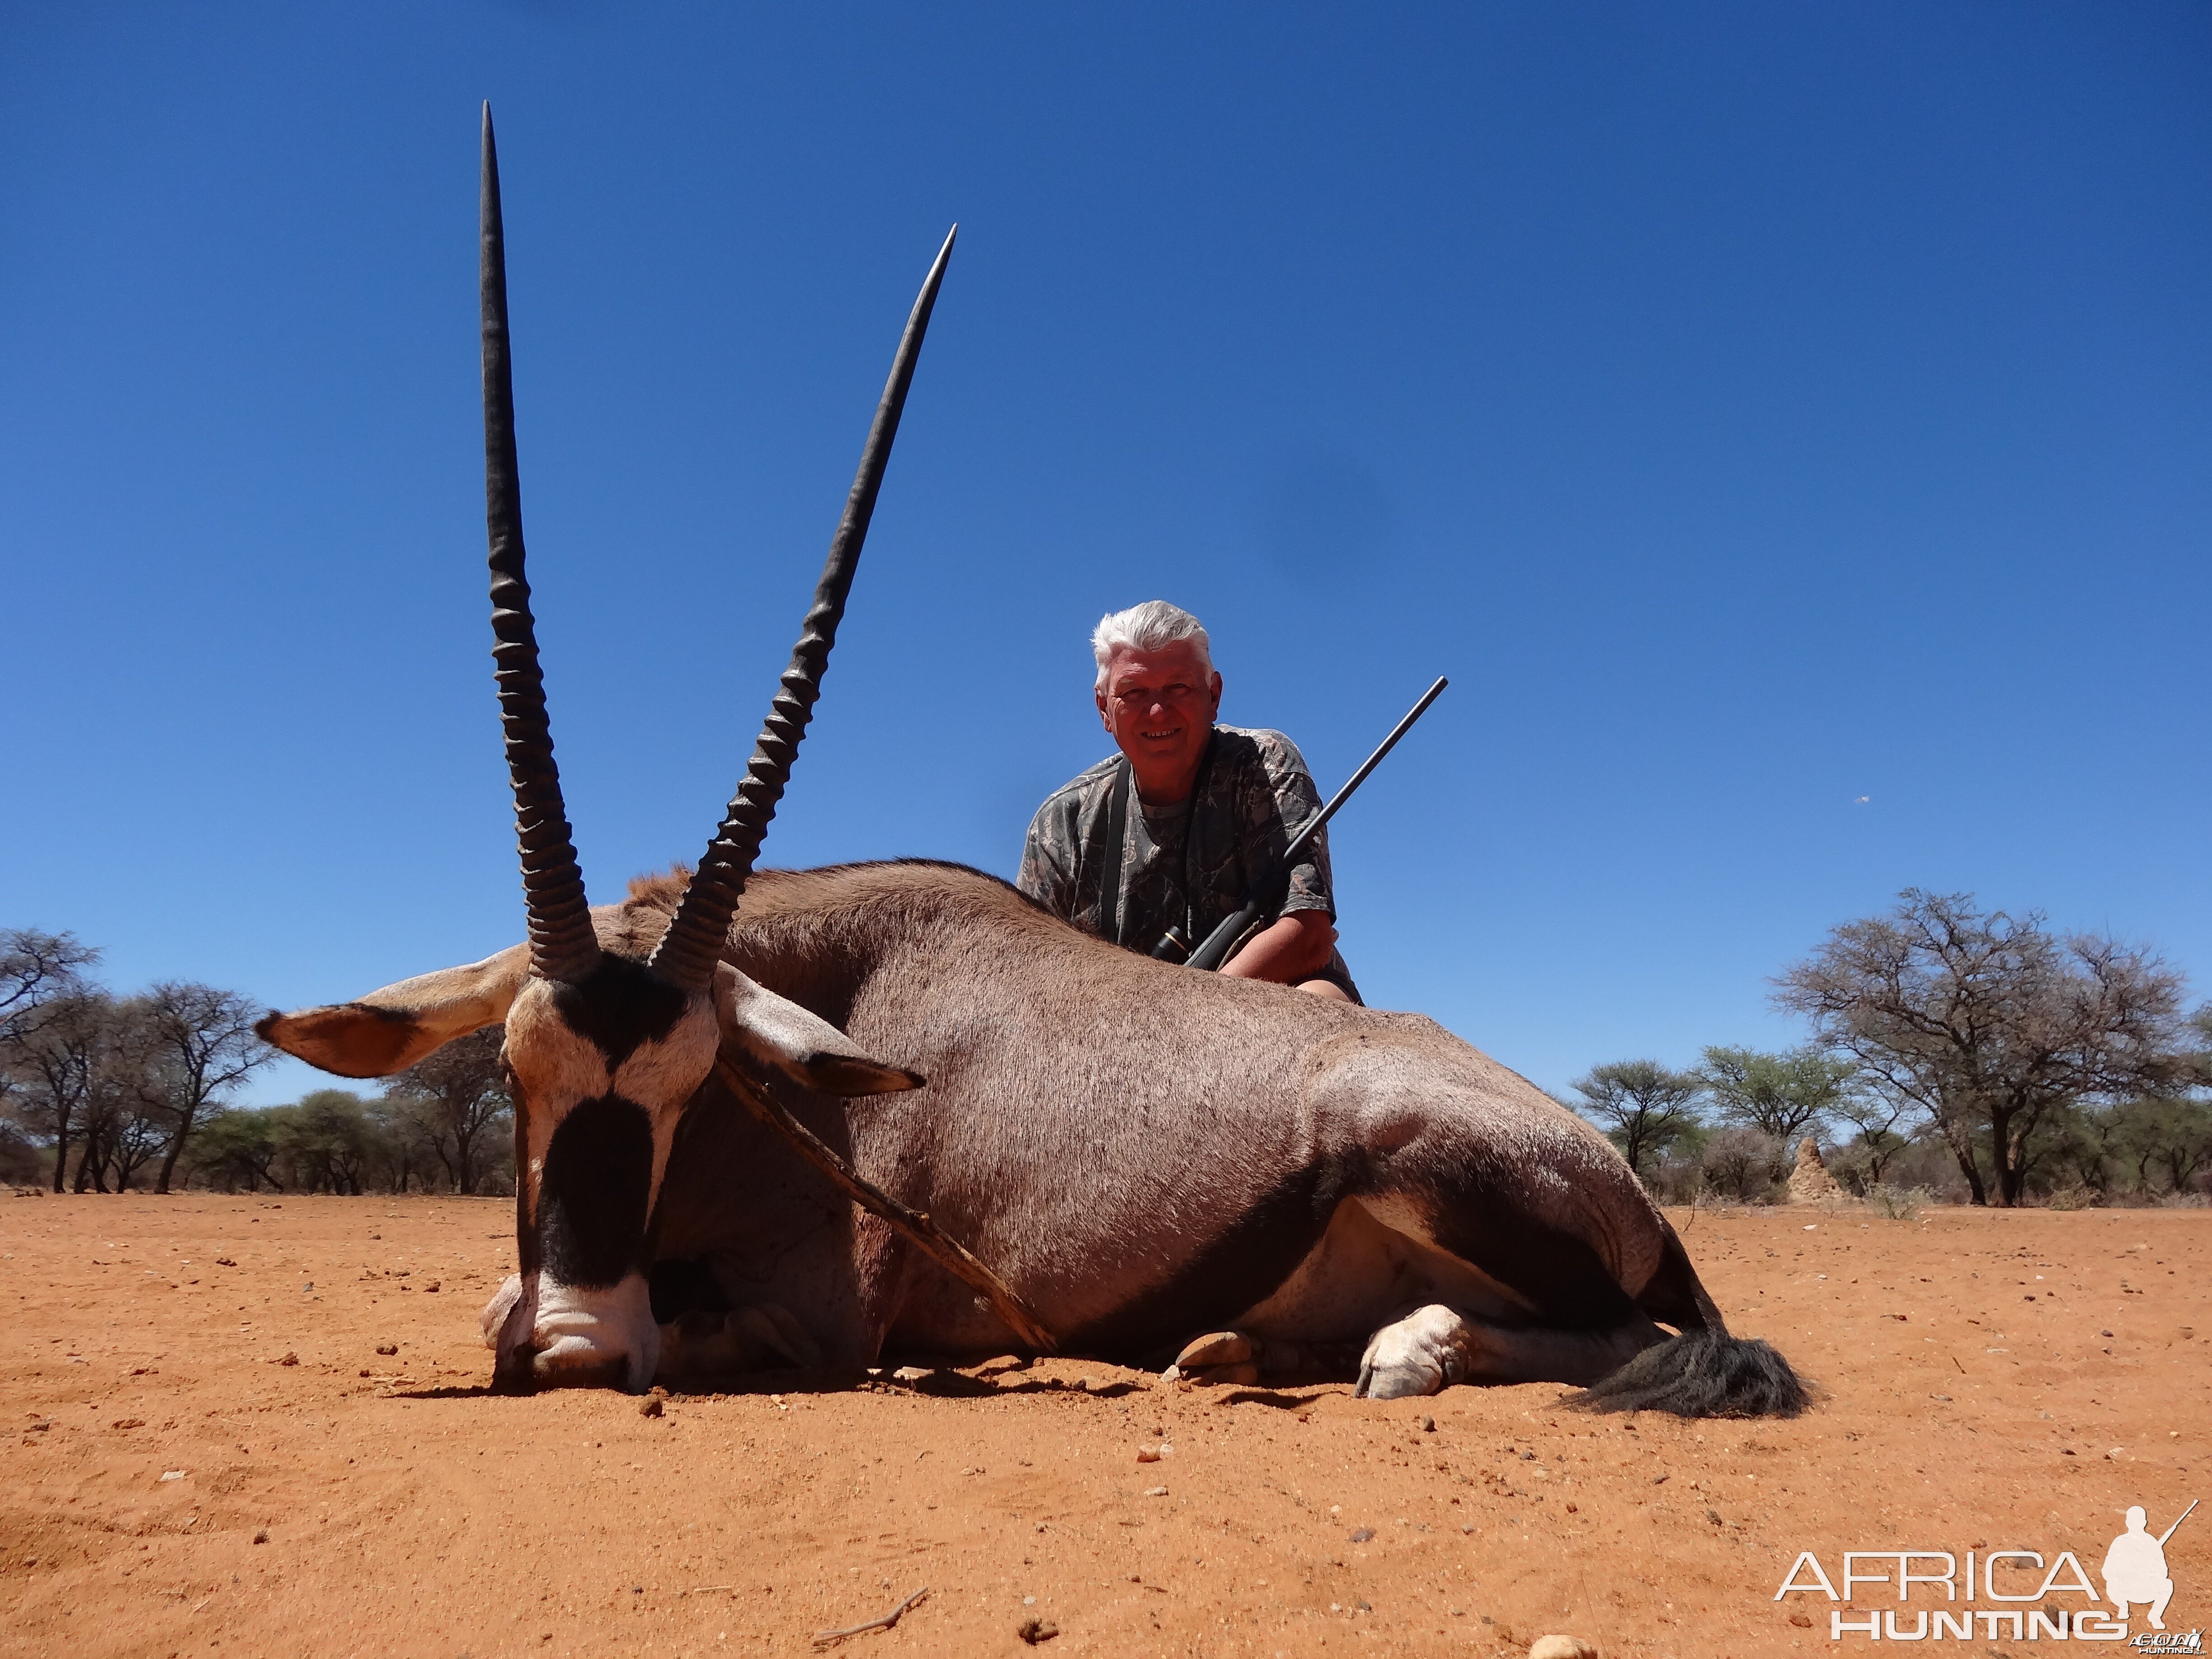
[258,110,1806,1418]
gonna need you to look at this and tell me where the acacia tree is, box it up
[1569,1060,1703,1181]
[0,930,101,1186]
[1828,1089,1917,1191]
[9,990,111,1191]
[105,1078,173,1189]
[0,929,99,1043]
[138,982,275,1194]
[31,997,169,1193]
[73,1001,159,1191]
[191,1106,285,1192]
[1696,1045,1856,1144]
[1776,890,2188,1207]
[276,1091,378,1194]
[379,1027,509,1195]
[2115,1094,2212,1196]
[2,934,278,1190]
[366,1095,438,1194]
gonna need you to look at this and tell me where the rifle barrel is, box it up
[2158,1498,2198,1547]
[1284,676,1448,868]
[1182,676,1447,973]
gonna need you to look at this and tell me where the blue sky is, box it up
[5,3,2207,1109]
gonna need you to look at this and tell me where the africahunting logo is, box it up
[1775,1499,2198,1647]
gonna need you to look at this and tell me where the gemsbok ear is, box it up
[712,962,923,1097]
[256,943,532,1078]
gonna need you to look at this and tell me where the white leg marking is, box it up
[1356,1304,1472,1399]
[530,1274,659,1393]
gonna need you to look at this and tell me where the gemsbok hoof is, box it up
[486,1275,660,1394]
[1354,1304,1469,1399]
[1167,1330,1263,1387]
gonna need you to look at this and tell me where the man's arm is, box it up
[1238,728,1335,914]
[1221,730,1338,982]
[1015,802,1077,919]
[1218,909,1338,983]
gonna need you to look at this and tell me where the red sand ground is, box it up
[3,1196,2205,1658]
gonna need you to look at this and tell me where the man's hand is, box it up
[1219,910,1338,985]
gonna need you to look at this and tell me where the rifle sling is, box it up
[1097,756,1131,948]
[1098,735,1216,955]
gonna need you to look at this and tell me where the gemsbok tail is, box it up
[1570,1219,1812,1419]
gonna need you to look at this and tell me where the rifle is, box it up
[1153,676,1447,972]
[2158,1499,2198,1547]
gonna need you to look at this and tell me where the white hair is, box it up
[1091,600,1213,691]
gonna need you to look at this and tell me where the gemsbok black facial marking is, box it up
[547,957,688,1069]
[538,1095,657,1289]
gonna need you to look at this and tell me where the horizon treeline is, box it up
[1565,891,2212,1209]
[0,930,513,1197]
[7,889,2209,1207]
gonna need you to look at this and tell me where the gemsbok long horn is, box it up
[481,103,601,985]
[648,225,958,992]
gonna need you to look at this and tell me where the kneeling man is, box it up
[1018,600,1358,1001]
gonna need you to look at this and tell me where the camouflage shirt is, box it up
[1017,725,1355,993]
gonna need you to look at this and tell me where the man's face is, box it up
[1097,639,1223,800]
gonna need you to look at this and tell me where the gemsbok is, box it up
[257,108,1806,1417]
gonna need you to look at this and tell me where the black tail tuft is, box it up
[1569,1329,1810,1419]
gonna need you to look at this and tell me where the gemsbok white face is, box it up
[256,105,953,1392]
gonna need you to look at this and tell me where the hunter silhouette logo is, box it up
[2106,1501,2195,1634]
[1775,1496,2199,1645]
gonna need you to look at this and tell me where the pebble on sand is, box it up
[1528,1637,1599,1659]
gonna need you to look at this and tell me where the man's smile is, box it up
[1095,635,1223,806]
